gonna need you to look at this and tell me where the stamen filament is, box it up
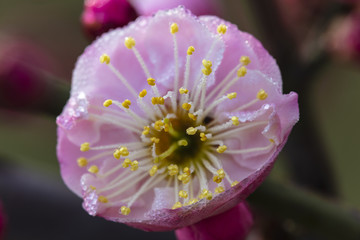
[224,142,274,154]
[107,64,138,99]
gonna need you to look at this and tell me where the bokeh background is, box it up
[0,0,359,239]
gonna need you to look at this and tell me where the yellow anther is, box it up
[151,97,165,105]
[269,139,275,143]
[199,189,212,200]
[142,126,150,135]
[147,77,156,86]
[113,149,121,159]
[99,54,110,64]
[139,89,147,98]
[164,123,170,132]
[120,147,129,156]
[217,169,225,178]
[217,24,227,34]
[122,99,131,109]
[183,167,191,176]
[227,92,237,99]
[168,164,179,176]
[178,139,188,146]
[257,89,268,100]
[172,201,182,209]
[151,137,160,144]
[188,113,197,121]
[88,165,99,174]
[231,181,239,187]
[149,165,158,176]
[182,102,191,111]
[215,186,225,194]
[237,66,247,77]
[170,23,179,34]
[213,175,222,183]
[179,190,188,199]
[130,160,139,171]
[179,87,189,94]
[103,99,113,107]
[202,67,212,76]
[80,142,90,152]
[186,127,197,135]
[200,132,207,141]
[178,173,190,184]
[120,206,131,215]
[217,145,227,153]
[202,59,212,69]
[164,118,170,124]
[77,157,88,167]
[240,56,251,66]
[124,37,135,49]
[187,46,195,55]
[231,116,239,126]
[122,158,132,168]
[154,120,164,131]
[98,195,108,203]
[89,185,96,190]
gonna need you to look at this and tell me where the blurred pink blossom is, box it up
[175,202,253,240]
[326,11,360,62]
[0,201,5,239]
[0,36,56,109]
[57,7,298,232]
[82,0,138,39]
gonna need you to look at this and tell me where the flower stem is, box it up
[248,179,360,240]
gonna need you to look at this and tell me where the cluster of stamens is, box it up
[77,22,275,216]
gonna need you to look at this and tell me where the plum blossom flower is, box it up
[57,7,299,231]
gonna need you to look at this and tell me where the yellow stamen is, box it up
[77,157,88,167]
[200,132,207,141]
[178,139,188,146]
[187,46,195,55]
[231,181,239,187]
[113,149,121,159]
[217,145,227,153]
[240,56,251,66]
[187,198,199,205]
[179,190,188,199]
[237,66,247,77]
[99,54,110,64]
[120,206,131,215]
[151,137,160,144]
[186,127,197,135]
[80,142,90,152]
[130,160,139,171]
[202,68,212,75]
[151,97,164,105]
[257,89,268,100]
[199,189,212,200]
[172,201,182,209]
[147,77,156,86]
[103,99,112,107]
[178,174,190,184]
[217,169,225,178]
[149,165,158,176]
[139,89,147,98]
[98,195,108,203]
[179,88,189,94]
[215,186,225,194]
[89,185,96,190]
[154,120,164,131]
[182,102,191,111]
[124,37,135,49]
[188,113,197,121]
[122,99,131,109]
[231,116,239,126]
[168,164,179,176]
[142,126,150,135]
[227,92,237,99]
[88,165,99,174]
[120,147,129,156]
[170,23,179,34]
[217,24,227,34]
[122,158,132,168]
[202,59,212,69]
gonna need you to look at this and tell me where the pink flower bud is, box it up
[82,0,138,39]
